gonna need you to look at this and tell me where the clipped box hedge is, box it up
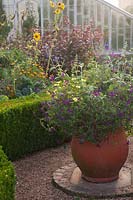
[0,145,16,200]
[0,94,68,160]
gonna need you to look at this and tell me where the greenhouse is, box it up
[0,0,133,199]
[1,0,133,50]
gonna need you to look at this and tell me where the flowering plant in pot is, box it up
[69,64,133,182]
[40,62,133,183]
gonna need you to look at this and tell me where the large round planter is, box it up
[71,128,129,183]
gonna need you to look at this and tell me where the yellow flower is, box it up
[73,97,78,102]
[33,32,41,42]
[54,83,60,86]
[49,1,55,8]
[76,85,81,88]
[34,63,39,67]
[57,2,65,10]
[81,78,86,82]
[54,8,61,15]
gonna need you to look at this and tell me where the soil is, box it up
[14,137,133,200]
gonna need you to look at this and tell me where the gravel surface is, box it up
[14,137,133,200]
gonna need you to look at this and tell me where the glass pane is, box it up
[69,11,74,24]
[77,15,82,25]
[118,35,124,49]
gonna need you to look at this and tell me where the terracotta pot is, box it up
[71,128,129,183]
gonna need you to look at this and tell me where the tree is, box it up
[0,0,11,42]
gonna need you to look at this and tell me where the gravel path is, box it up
[14,138,133,200]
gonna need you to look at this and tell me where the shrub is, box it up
[39,21,103,76]
[0,93,69,160]
[0,146,16,200]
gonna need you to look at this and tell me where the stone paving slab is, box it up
[53,163,133,199]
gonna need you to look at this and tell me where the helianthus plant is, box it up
[49,1,65,15]
[43,1,65,77]
[33,32,41,42]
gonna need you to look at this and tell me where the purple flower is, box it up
[61,72,65,77]
[108,91,116,97]
[67,109,73,113]
[118,112,124,118]
[34,87,40,93]
[49,75,55,82]
[52,56,59,63]
[129,87,133,93]
[126,99,131,105]
[62,99,71,105]
[92,90,100,96]
[56,114,65,121]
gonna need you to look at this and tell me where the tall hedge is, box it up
[0,94,67,160]
[0,145,16,200]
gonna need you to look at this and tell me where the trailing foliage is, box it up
[0,93,68,160]
[40,62,133,144]
[0,146,16,200]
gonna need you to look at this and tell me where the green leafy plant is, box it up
[0,146,16,199]
[0,47,47,98]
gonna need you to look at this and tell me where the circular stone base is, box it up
[53,163,133,199]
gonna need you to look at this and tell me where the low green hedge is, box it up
[0,93,68,160]
[0,146,16,200]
